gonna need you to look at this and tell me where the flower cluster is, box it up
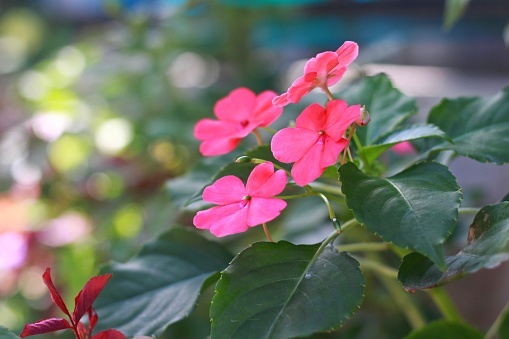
[193,41,364,238]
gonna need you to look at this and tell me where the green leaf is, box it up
[404,320,482,339]
[0,326,20,339]
[177,145,288,207]
[399,202,509,290]
[362,124,445,163]
[428,87,509,164]
[94,226,233,337]
[338,74,418,146]
[339,162,462,269]
[443,0,471,30]
[210,241,364,339]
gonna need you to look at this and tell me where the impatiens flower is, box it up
[194,87,283,156]
[391,141,417,155]
[273,41,358,107]
[193,162,287,237]
[20,268,126,339]
[271,100,360,186]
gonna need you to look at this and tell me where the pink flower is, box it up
[194,87,283,156]
[391,141,417,155]
[193,162,287,237]
[273,41,358,107]
[271,100,360,186]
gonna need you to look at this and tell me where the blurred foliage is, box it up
[0,0,507,338]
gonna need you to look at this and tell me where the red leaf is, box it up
[73,273,112,323]
[20,318,71,337]
[92,329,128,339]
[88,307,99,332]
[42,268,72,320]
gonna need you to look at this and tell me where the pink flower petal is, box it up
[252,90,283,126]
[214,87,256,122]
[325,67,348,87]
[320,138,348,169]
[246,162,287,197]
[194,119,239,141]
[295,103,327,131]
[193,204,249,237]
[202,176,246,204]
[291,142,327,186]
[199,137,241,156]
[246,197,287,226]
[271,128,319,163]
[303,51,337,75]
[325,102,360,142]
[272,93,289,107]
[285,75,315,105]
[335,41,359,68]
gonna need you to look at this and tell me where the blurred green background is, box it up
[0,0,508,338]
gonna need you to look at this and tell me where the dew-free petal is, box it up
[247,163,287,197]
[247,197,287,226]
[214,87,256,122]
[271,128,319,163]
[202,175,247,205]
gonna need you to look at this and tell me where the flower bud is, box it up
[356,105,370,126]
[235,156,253,163]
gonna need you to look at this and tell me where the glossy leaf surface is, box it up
[428,87,509,164]
[338,74,418,146]
[211,241,364,339]
[340,162,462,269]
[399,202,509,290]
[94,227,232,337]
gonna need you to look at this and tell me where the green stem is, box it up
[252,129,263,146]
[361,252,427,329]
[355,257,398,279]
[261,126,278,135]
[308,181,344,197]
[352,132,371,171]
[340,218,361,232]
[276,192,314,200]
[339,242,389,253]
[485,297,509,339]
[426,288,464,322]
[322,85,335,101]
[316,193,341,232]
[459,207,481,215]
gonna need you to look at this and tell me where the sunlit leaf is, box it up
[428,87,509,164]
[94,227,232,337]
[338,74,418,147]
[211,241,364,339]
[399,202,509,290]
[339,162,462,270]
[404,320,482,339]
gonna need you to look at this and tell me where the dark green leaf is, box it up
[0,326,20,339]
[94,227,233,337]
[177,145,288,207]
[404,320,482,339]
[211,241,364,339]
[338,74,418,146]
[443,0,471,30]
[362,124,445,163]
[428,87,509,164]
[399,202,509,290]
[339,162,462,269]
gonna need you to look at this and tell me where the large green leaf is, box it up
[428,87,509,164]
[362,124,445,163]
[399,202,509,290]
[210,241,364,339]
[94,227,232,337]
[339,162,462,269]
[0,326,20,339]
[338,74,418,146]
[404,320,482,339]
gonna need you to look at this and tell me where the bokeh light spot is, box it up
[113,204,144,238]
[95,118,133,155]
[48,134,91,173]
